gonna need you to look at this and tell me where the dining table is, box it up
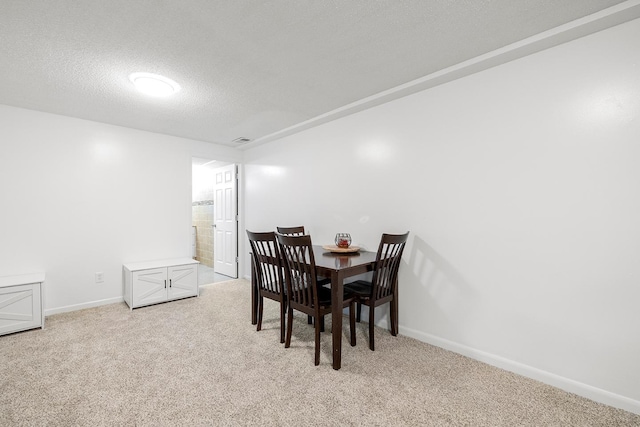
[250,244,378,370]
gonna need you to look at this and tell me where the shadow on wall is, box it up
[401,235,477,341]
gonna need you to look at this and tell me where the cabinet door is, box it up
[132,268,168,307]
[0,283,41,335]
[167,264,198,300]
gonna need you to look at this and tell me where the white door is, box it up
[214,164,238,278]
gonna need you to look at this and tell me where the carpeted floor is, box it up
[1,279,638,426]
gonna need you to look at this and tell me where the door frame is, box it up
[191,158,239,279]
[213,163,238,278]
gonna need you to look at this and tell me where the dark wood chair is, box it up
[246,230,287,343]
[276,226,331,286]
[276,233,356,365]
[277,225,331,330]
[344,232,409,351]
[276,226,306,236]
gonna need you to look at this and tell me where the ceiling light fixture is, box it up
[232,137,252,144]
[129,72,180,97]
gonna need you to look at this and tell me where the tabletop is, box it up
[312,245,378,272]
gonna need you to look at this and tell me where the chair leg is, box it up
[390,298,398,337]
[369,304,375,351]
[349,301,356,347]
[314,317,321,366]
[279,301,286,344]
[285,307,293,348]
[356,302,362,323]
[257,296,263,332]
[311,316,325,332]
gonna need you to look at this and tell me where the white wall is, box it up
[243,19,640,412]
[0,105,241,313]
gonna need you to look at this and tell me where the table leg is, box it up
[331,270,343,370]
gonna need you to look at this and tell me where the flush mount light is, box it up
[129,72,180,97]
[232,137,252,144]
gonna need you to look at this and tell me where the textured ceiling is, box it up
[0,0,638,147]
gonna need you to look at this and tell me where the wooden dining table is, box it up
[250,245,378,370]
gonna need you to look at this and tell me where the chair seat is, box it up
[344,280,373,298]
[317,276,332,287]
[316,285,355,306]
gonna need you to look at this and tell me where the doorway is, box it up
[192,157,238,285]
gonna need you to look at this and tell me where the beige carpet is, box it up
[1,279,638,426]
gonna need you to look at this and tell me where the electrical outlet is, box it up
[95,272,104,283]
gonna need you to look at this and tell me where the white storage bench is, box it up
[0,273,45,336]
[123,258,199,309]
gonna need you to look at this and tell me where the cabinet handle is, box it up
[164,279,167,288]
[169,279,172,288]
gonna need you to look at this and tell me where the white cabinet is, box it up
[0,273,45,336]
[123,258,199,309]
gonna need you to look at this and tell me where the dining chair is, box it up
[246,230,287,343]
[276,226,331,286]
[344,232,409,351]
[276,225,305,236]
[277,225,331,330]
[276,233,356,366]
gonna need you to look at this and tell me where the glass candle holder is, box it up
[335,233,351,248]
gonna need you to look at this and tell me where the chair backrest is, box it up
[276,226,305,236]
[246,230,285,296]
[276,233,318,309]
[371,232,410,301]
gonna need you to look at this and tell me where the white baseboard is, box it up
[45,296,124,316]
[399,325,640,415]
